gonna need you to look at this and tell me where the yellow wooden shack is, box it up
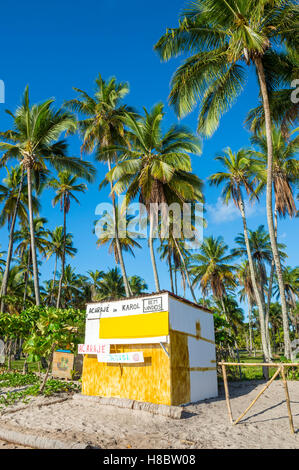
[80,291,218,406]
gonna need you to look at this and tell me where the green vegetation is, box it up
[0,1,298,377]
[0,370,80,408]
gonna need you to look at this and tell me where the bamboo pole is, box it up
[221,363,233,424]
[280,366,295,434]
[219,362,299,367]
[233,367,282,426]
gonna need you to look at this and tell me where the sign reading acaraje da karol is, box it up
[84,293,170,346]
[86,294,167,318]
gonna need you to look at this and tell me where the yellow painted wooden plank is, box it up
[81,343,171,405]
[169,330,190,406]
[99,311,169,339]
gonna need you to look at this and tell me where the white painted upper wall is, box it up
[84,293,216,347]
[168,296,215,341]
[85,293,169,344]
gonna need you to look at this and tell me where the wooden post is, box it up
[221,363,233,424]
[280,366,295,434]
[233,366,282,425]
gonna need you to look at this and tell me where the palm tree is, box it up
[213,296,244,343]
[209,147,271,360]
[269,302,283,353]
[46,226,77,305]
[159,208,202,301]
[235,226,279,290]
[190,236,237,311]
[158,236,179,294]
[0,265,28,313]
[0,86,95,305]
[87,270,105,301]
[235,225,287,357]
[97,267,126,301]
[245,47,299,139]
[251,128,298,219]
[105,103,203,292]
[0,166,39,228]
[0,246,5,272]
[237,261,255,353]
[277,267,299,307]
[94,206,142,264]
[55,264,86,308]
[14,217,51,305]
[14,217,50,259]
[129,275,148,296]
[250,128,298,356]
[155,0,298,358]
[49,171,87,308]
[65,74,134,297]
[0,166,39,311]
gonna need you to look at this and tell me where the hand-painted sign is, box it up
[52,351,74,379]
[86,293,168,319]
[143,296,162,313]
[78,343,110,355]
[97,351,144,363]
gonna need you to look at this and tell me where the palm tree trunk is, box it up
[174,239,197,303]
[0,166,25,313]
[23,249,31,308]
[50,254,57,306]
[182,270,186,298]
[168,248,174,293]
[238,188,270,361]
[27,168,40,306]
[56,195,66,308]
[247,295,253,354]
[255,57,291,359]
[262,286,272,358]
[149,209,160,292]
[266,206,278,352]
[174,267,178,295]
[108,158,131,297]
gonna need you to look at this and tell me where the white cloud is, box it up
[279,232,287,240]
[206,197,263,224]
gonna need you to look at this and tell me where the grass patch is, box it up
[0,371,80,409]
[221,352,299,381]
[2,358,41,372]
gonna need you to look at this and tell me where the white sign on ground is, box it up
[97,351,144,363]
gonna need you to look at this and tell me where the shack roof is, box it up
[85,290,212,314]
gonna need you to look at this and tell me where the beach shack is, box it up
[79,291,218,406]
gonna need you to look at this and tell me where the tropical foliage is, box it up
[0,0,298,371]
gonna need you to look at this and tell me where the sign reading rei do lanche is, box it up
[97,352,144,364]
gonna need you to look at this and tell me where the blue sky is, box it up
[0,0,298,305]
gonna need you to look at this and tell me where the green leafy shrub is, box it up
[0,371,80,408]
[0,371,39,387]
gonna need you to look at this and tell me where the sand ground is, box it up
[0,380,298,449]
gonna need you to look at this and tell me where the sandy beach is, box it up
[0,379,298,449]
